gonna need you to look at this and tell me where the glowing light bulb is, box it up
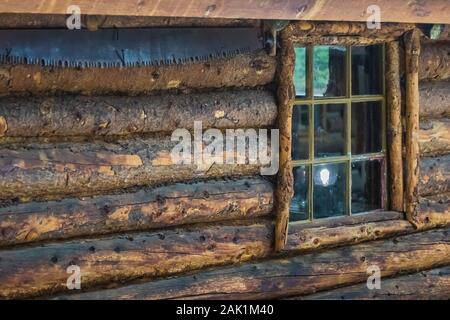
[319,168,330,186]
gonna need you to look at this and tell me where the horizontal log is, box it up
[420,42,450,81]
[0,13,260,29]
[0,135,266,201]
[419,154,450,196]
[419,119,450,156]
[0,177,274,247]
[299,265,450,300]
[0,51,276,95]
[0,220,274,299]
[53,227,450,300]
[420,80,450,118]
[415,193,450,228]
[0,89,277,138]
[0,1,449,24]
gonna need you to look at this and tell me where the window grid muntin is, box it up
[292,44,387,222]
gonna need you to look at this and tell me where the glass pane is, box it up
[294,47,307,97]
[352,45,383,95]
[314,104,346,158]
[313,163,347,219]
[292,105,309,160]
[352,159,383,214]
[314,46,346,97]
[290,166,309,221]
[352,101,382,155]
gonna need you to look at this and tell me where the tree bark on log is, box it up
[0,135,266,201]
[0,52,276,96]
[52,228,450,300]
[419,42,450,81]
[419,80,450,118]
[298,265,450,300]
[416,193,450,228]
[0,89,276,138]
[419,118,450,156]
[419,154,450,197]
[0,177,274,247]
[0,220,274,299]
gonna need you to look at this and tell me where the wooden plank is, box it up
[0,51,276,95]
[419,119,450,156]
[298,265,450,300]
[419,154,450,197]
[419,42,450,81]
[52,227,450,300]
[0,1,449,24]
[419,80,450,118]
[404,29,421,224]
[0,177,274,247]
[0,89,276,139]
[0,135,266,201]
[386,41,404,212]
[0,220,274,299]
[274,29,295,251]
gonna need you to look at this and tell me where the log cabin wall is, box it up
[0,16,448,300]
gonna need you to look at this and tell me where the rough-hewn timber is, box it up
[419,80,450,118]
[0,221,274,299]
[299,265,450,300]
[0,177,274,247]
[0,89,276,138]
[0,51,276,96]
[419,42,450,81]
[52,228,450,300]
[386,41,404,212]
[0,135,266,201]
[419,119,450,156]
[419,154,450,197]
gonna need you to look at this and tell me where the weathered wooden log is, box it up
[0,51,276,95]
[0,220,274,299]
[0,177,274,247]
[386,42,404,212]
[419,154,450,197]
[415,193,450,228]
[0,13,260,29]
[419,42,450,81]
[419,80,450,118]
[0,135,267,201]
[274,29,295,251]
[0,89,276,138]
[405,29,421,222]
[286,212,413,252]
[53,228,450,300]
[298,265,450,300]
[419,119,450,156]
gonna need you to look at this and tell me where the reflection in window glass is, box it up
[313,163,346,219]
[290,166,309,221]
[292,105,309,160]
[352,101,382,155]
[352,45,383,95]
[314,46,346,97]
[352,160,382,214]
[294,47,307,97]
[315,104,346,158]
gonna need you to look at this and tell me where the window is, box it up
[290,45,386,222]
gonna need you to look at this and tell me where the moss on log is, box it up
[419,80,450,118]
[299,265,450,300]
[419,154,450,197]
[419,42,450,81]
[53,228,450,300]
[419,119,450,156]
[0,89,276,138]
[0,177,274,247]
[0,52,276,95]
[0,220,273,299]
[0,135,265,201]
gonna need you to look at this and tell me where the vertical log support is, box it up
[404,29,421,224]
[386,41,404,212]
[274,30,295,251]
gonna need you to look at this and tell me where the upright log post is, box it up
[386,41,404,212]
[274,30,295,251]
[404,29,421,224]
